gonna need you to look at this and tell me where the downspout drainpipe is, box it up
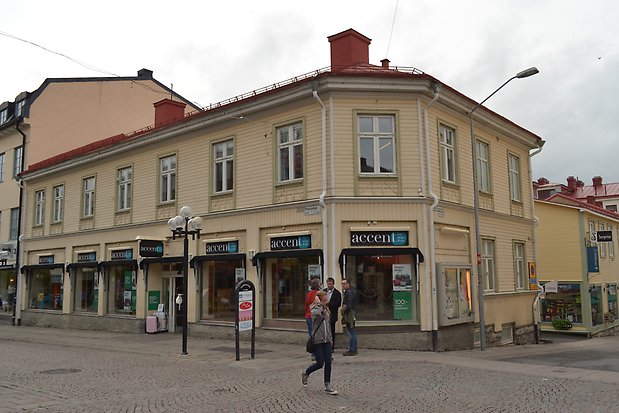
[313,89,328,282]
[424,83,441,350]
[329,97,337,278]
[13,120,26,326]
[529,140,545,343]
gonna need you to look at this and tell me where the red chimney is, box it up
[381,58,390,69]
[593,176,603,187]
[154,99,186,127]
[566,176,576,190]
[586,195,596,205]
[537,177,549,185]
[328,29,371,70]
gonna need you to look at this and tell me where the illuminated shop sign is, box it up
[139,240,164,258]
[111,249,133,260]
[350,231,409,247]
[270,235,311,251]
[206,240,239,254]
[77,252,97,262]
[38,255,55,265]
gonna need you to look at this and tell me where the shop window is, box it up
[541,283,582,323]
[608,284,618,320]
[437,264,473,326]
[343,253,417,322]
[590,285,603,326]
[265,256,320,319]
[73,267,98,313]
[106,266,136,315]
[1,269,16,313]
[200,259,243,321]
[28,269,63,310]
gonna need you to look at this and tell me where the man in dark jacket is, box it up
[324,277,341,350]
[341,278,358,356]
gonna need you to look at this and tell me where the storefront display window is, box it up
[541,283,582,323]
[608,284,617,320]
[590,285,603,326]
[1,269,16,312]
[28,269,63,310]
[201,259,243,321]
[266,256,318,319]
[106,266,136,315]
[442,266,472,321]
[74,267,98,312]
[343,253,417,321]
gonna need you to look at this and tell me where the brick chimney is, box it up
[537,177,549,185]
[381,58,390,69]
[566,176,576,190]
[586,195,596,205]
[593,176,603,187]
[328,29,371,70]
[154,99,186,127]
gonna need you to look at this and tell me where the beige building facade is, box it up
[17,29,543,350]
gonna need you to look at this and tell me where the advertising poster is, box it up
[148,291,161,311]
[238,291,253,332]
[393,291,412,320]
[235,268,246,285]
[308,264,322,284]
[392,264,412,291]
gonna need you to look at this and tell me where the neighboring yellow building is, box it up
[536,194,619,335]
[0,70,197,322]
[16,29,544,350]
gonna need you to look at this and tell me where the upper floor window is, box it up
[83,177,95,218]
[514,242,526,290]
[52,185,64,223]
[508,154,521,202]
[358,115,396,174]
[117,167,132,211]
[0,152,5,182]
[475,140,491,193]
[439,124,457,183]
[277,122,303,182]
[599,223,607,258]
[9,207,19,240]
[34,190,45,226]
[13,146,23,178]
[0,109,7,125]
[15,100,25,117]
[609,224,615,259]
[482,239,496,292]
[213,140,234,193]
[159,155,176,203]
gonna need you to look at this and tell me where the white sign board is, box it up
[238,291,253,332]
[304,205,321,216]
[544,280,558,293]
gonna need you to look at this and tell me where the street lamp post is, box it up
[469,67,539,350]
[168,206,202,355]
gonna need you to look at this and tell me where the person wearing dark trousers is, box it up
[341,278,358,356]
[305,278,321,360]
[324,277,341,350]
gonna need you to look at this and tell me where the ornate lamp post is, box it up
[470,67,539,350]
[168,206,202,355]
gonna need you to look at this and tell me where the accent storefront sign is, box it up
[206,240,239,254]
[270,235,311,251]
[111,249,133,260]
[139,240,164,258]
[38,255,55,264]
[350,231,409,247]
[77,252,97,263]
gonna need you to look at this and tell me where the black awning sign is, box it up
[38,255,55,264]
[77,252,97,263]
[206,240,239,254]
[139,240,164,258]
[350,231,409,247]
[270,235,311,251]
[597,230,613,242]
[111,249,133,260]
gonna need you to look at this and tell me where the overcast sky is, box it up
[2,0,617,184]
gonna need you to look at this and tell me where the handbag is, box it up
[306,316,325,353]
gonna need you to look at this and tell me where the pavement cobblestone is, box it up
[1,326,619,412]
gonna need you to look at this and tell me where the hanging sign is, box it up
[139,240,164,258]
[597,231,613,242]
[587,246,599,272]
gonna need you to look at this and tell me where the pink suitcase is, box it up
[146,316,158,334]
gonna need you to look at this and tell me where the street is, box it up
[1,326,618,412]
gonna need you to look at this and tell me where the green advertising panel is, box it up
[131,290,137,311]
[148,291,161,311]
[393,291,412,320]
[93,287,98,310]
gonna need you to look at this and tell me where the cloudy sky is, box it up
[1,0,617,184]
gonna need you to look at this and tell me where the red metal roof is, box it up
[545,193,619,220]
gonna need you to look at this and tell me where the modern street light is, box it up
[168,206,202,355]
[469,67,539,350]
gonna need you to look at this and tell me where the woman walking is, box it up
[301,290,338,395]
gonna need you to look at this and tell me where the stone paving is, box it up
[1,326,619,412]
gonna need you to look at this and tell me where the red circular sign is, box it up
[239,302,252,310]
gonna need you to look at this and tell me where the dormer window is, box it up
[0,109,7,124]
[15,100,25,117]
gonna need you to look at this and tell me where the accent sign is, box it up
[350,231,409,247]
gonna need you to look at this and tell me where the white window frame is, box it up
[213,140,234,193]
[358,115,396,175]
[609,224,615,258]
[117,167,132,211]
[482,239,496,292]
[9,207,19,240]
[83,177,95,218]
[15,100,25,117]
[475,140,491,193]
[0,152,5,182]
[13,146,23,178]
[514,242,526,290]
[52,185,64,223]
[439,124,457,183]
[599,223,607,258]
[34,189,45,226]
[277,122,304,183]
[0,109,7,124]
[159,155,176,203]
[508,154,521,202]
